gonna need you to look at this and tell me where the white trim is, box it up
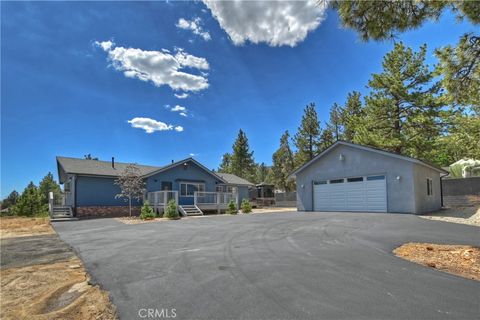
[290,141,447,178]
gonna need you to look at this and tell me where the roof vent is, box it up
[171,160,174,164]
[112,157,115,169]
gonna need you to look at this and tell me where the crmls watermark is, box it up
[138,308,177,319]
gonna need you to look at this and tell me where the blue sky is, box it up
[1,1,475,197]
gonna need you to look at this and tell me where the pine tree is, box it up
[218,153,232,173]
[342,91,363,141]
[1,190,19,209]
[11,182,47,216]
[271,131,296,192]
[38,172,62,205]
[435,34,480,107]
[255,162,269,184]
[294,103,321,166]
[327,103,343,141]
[230,129,256,181]
[356,43,445,161]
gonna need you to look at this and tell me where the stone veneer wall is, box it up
[76,206,141,218]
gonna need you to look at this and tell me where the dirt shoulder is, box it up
[394,243,480,281]
[0,217,116,320]
[419,206,480,227]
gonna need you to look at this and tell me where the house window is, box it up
[329,179,344,184]
[216,186,224,192]
[347,177,363,182]
[226,186,237,194]
[427,178,433,196]
[314,180,327,185]
[180,183,205,197]
[64,181,71,193]
[367,175,385,181]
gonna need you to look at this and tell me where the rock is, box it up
[426,246,434,251]
[426,262,436,268]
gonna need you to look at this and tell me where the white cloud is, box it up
[127,117,183,134]
[170,105,186,112]
[95,40,114,51]
[179,112,188,117]
[189,153,197,157]
[96,41,209,92]
[202,0,327,47]
[176,17,211,41]
[174,92,189,99]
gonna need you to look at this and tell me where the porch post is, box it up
[175,191,179,215]
[217,192,221,214]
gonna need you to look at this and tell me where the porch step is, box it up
[51,205,74,219]
[179,205,203,216]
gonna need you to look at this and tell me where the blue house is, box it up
[56,156,254,218]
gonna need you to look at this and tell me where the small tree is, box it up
[11,182,47,217]
[115,164,145,217]
[139,201,156,220]
[241,199,252,213]
[227,200,237,215]
[164,199,179,220]
[39,172,62,205]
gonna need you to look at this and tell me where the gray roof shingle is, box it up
[56,156,161,178]
[216,173,254,186]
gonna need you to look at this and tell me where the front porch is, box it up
[146,191,238,215]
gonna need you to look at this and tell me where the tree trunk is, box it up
[129,197,132,217]
[394,101,402,153]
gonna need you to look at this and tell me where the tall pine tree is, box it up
[39,172,62,205]
[218,153,232,173]
[230,129,256,181]
[342,91,363,141]
[271,131,295,191]
[294,103,321,166]
[356,43,445,161]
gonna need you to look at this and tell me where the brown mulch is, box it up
[394,243,480,281]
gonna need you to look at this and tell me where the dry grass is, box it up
[116,216,168,224]
[251,207,297,214]
[1,257,116,320]
[394,243,480,281]
[419,207,480,227]
[0,217,54,239]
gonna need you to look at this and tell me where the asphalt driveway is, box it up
[53,212,480,320]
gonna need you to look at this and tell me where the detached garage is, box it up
[291,141,447,214]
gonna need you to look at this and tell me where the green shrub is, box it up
[226,199,238,215]
[241,199,252,213]
[139,201,156,220]
[164,199,179,220]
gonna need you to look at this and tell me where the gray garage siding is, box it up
[295,144,416,213]
[413,163,442,213]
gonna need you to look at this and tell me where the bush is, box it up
[226,200,238,215]
[164,199,179,220]
[241,199,252,213]
[139,201,156,220]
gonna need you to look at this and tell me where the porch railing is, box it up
[194,192,237,206]
[147,191,178,206]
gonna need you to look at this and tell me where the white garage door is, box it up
[313,175,387,212]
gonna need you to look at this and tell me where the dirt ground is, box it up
[0,217,54,239]
[394,243,480,281]
[419,206,480,227]
[0,217,117,320]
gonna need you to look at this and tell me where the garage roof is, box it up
[290,141,448,178]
